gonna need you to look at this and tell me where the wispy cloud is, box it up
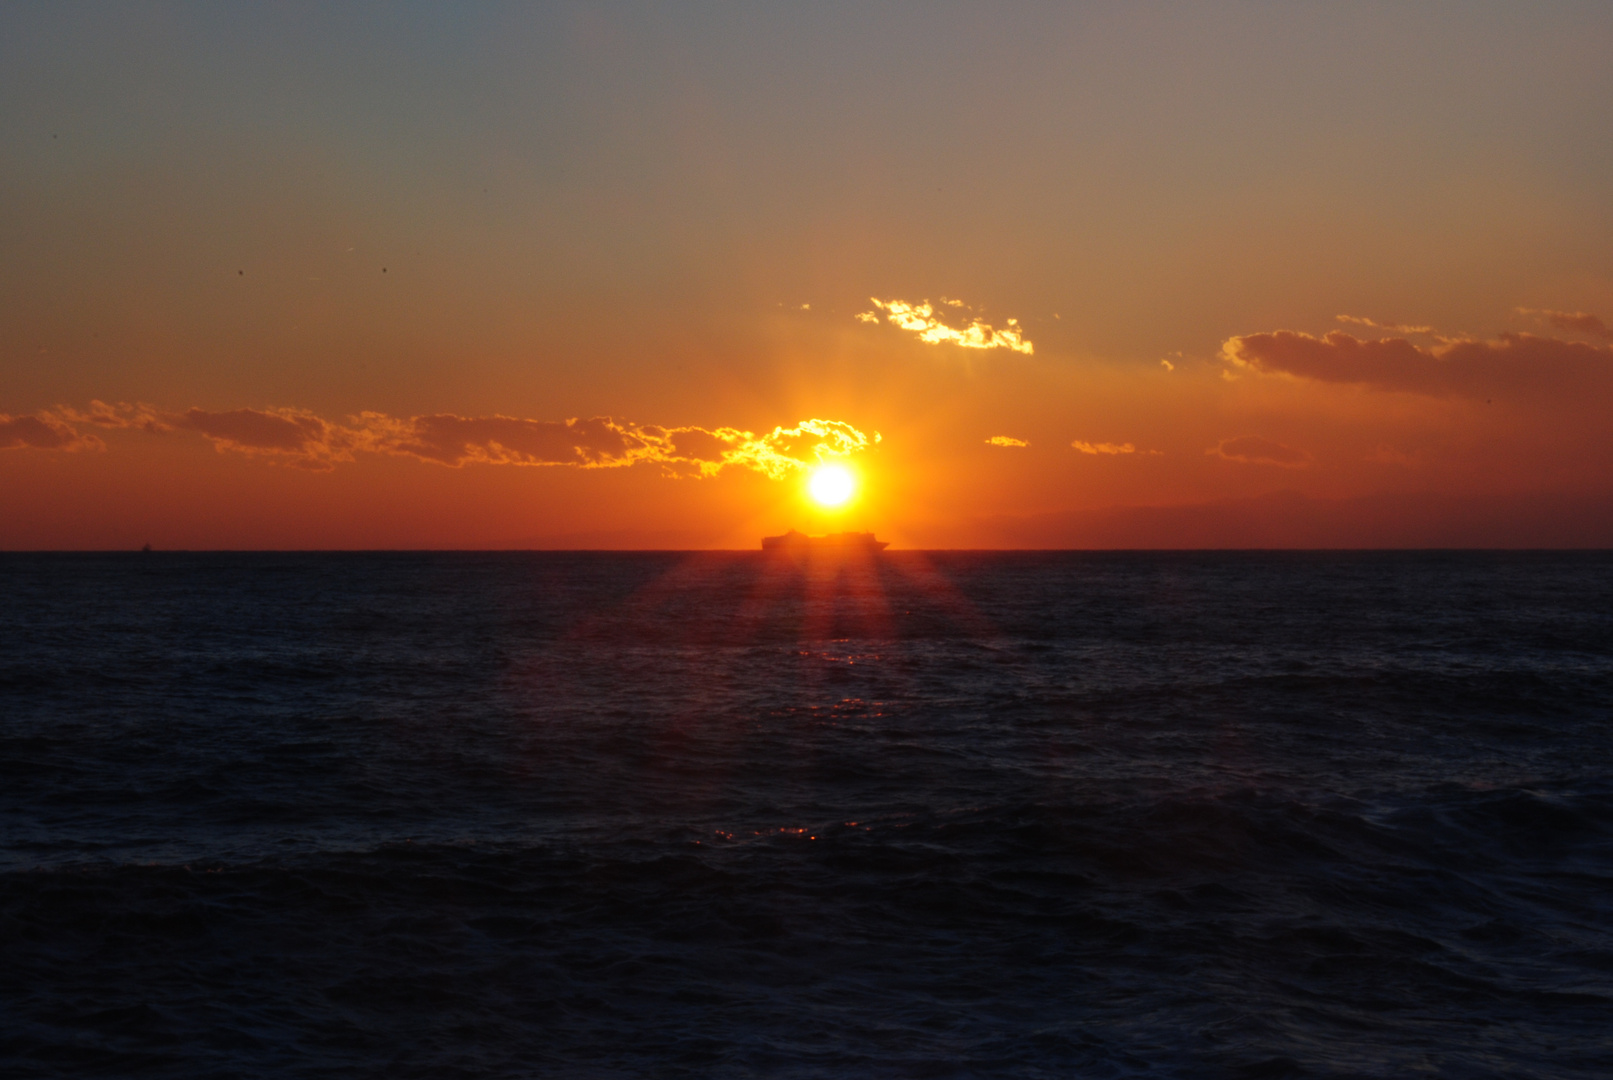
[856,298,1033,354]
[1222,329,1613,399]
[1335,314,1434,335]
[4,401,876,478]
[1072,440,1135,455]
[1209,436,1311,468]
[1516,308,1613,340]
[986,435,1028,447]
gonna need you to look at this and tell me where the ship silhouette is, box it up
[761,529,889,552]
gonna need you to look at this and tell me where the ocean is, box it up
[2,551,1610,1078]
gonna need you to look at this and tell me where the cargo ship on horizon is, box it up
[761,530,889,552]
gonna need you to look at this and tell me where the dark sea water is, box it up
[2,551,1611,1079]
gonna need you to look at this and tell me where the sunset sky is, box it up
[4,2,1612,548]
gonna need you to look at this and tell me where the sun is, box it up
[807,463,856,508]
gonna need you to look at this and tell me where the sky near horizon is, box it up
[4,2,1612,548]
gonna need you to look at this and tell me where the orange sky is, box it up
[4,4,1612,548]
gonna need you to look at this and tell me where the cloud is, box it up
[1209,435,1311,468]
[1335,314,1433,335]
[174,407,351,468]
[354,413,667,470]
[1221,329,1613,399]
[44,401,352,469]
[1,401,876,479]
[717,419,874,479]
[58,400,166,431]
[375,413,874,479]
[986,435,1028,447]
[1072,440,1135,455]
[856,298,1033,354]
[1516,308,1613,340]
[0,412,102,452]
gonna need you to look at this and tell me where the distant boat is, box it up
[761,530,889,552]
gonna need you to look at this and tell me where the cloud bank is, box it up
[857,298,1033,354]
[5,402,874,477]
[1222,328,1613,399]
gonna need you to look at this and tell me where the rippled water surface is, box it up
[2,551,1611,1078]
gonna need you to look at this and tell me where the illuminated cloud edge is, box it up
[3,403,874,478]
[857,298,1033,354]
[1335,315,1434,335]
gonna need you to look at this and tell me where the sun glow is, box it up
[807,463,856,507]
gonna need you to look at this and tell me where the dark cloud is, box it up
[1222,329,1613,399]
[172,408,335,453]
[65,400,165,431]
[0,413,101,451]
[368,414,654,468]
[44,402,345,467]
[666,427,733,463]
